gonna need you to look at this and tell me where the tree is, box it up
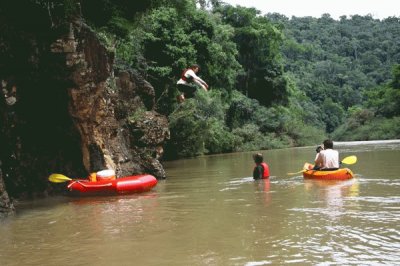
[139,5,241,114]
[215,5,289,106]
[390,64,400,90]
[321,98,345,133]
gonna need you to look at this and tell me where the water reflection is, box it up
[303,179,360,220]
[67,192,160,238]
[254,178,271,206]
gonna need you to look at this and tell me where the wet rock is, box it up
[0,162,14,216]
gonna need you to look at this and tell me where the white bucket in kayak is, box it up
[96,169,116,181]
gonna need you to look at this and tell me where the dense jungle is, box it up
[76,0,400,158]
[0,0,399,209]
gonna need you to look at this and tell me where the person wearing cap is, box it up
[176,64,208,103]
[252,153,270,180]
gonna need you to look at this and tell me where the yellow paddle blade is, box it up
[48,173,72,183]
[341,155,357,165]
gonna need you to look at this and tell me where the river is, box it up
[1,140,400,265]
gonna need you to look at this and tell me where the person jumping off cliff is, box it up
[176,64,208,103]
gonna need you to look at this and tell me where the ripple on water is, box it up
[283,199,400,265]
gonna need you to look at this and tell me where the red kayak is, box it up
[67,174,157,195]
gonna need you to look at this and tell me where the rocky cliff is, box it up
[0,4,169,214]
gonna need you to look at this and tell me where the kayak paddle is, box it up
[341,155,357,165]
[287,163,312,175]
[48,173,72,183]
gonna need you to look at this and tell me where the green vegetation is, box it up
[268,14,400,140]
[11,0,400,158]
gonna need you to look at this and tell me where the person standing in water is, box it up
[252,153,270,180]
[176,64,208,103]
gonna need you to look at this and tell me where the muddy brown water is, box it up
[1,140,400,265]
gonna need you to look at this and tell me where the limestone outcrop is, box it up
[51,22,169,178]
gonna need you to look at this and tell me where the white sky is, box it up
[222,0,400,20]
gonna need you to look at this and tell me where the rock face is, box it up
[0,15,169,212]
[52,22,169,178]
[0,164,14,217]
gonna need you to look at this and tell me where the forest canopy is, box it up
[6,0,400,158]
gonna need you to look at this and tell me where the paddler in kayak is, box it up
[176,64,209,103]
[314,139,339,170]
